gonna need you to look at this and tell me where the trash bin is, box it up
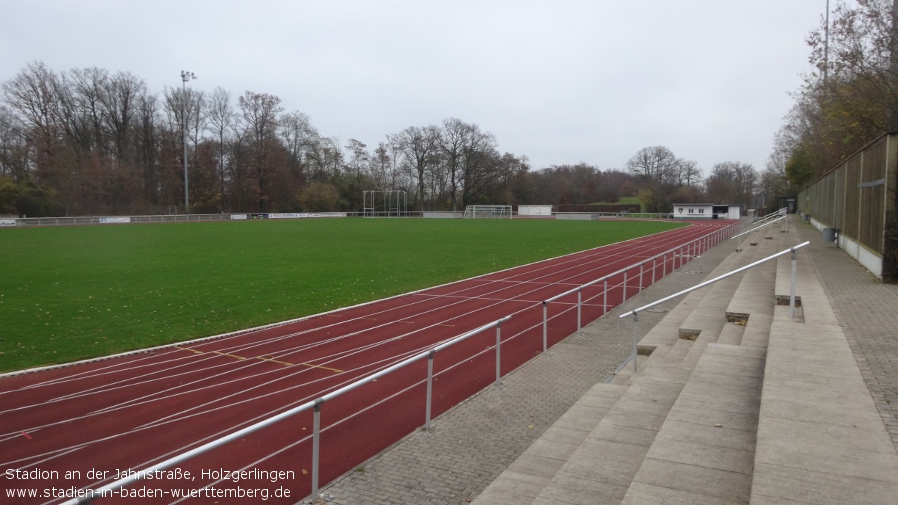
[823,227,837,243]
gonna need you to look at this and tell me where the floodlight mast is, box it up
[181,70,197,213]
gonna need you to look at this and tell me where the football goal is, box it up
[463,205,513,219]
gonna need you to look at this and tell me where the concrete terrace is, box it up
[321,216,898,505]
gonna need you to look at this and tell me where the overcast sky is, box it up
[2,0,825,176]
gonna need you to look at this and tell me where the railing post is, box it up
[638,263,644,293]
[651,258,656,286]
[623,270,628,301]
[542,301,548,355]
[663,252,667,277]
[426,350,435,429]
[312,401,322,501]
[577,288,582,336]
[495,324,502,386]
[603,279,608,315]
[790,249,797,319]
[631,313,639,373]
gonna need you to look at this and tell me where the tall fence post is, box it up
[542,301,548,355]
[651,258,656,286]
[426,350,435,429]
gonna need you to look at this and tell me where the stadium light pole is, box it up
[181,70,197,213]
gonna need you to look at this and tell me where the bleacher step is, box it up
[470,383,627,505]
[751,240,898,505]
[621,344,765,505]
[530,364,692,505]
[636,239,748,354]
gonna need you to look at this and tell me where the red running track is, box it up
[0,220,735,504]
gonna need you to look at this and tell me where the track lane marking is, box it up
[178,346,342,372]
[297,362,344,373]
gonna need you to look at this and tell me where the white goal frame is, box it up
[463,205,513,219]
[363,190,408,217]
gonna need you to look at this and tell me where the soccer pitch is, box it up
[0,218,683,372]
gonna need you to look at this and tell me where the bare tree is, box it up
[625,145,679,186]
[206,87,234,210]
[237,91,283,211]
[278,110,319,183]
[705,161,757,206]
[439,117,467,210]
[676,159,702,187]
[1,61,59,141]
[395,125,440,209]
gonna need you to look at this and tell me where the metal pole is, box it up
[180,70,196,213]
[651,258,656,285]
[638,263,644,293]
[426,351,435,429]
[542,301,548,354]
[790,250,797,319]
[603,279,608,315]
[631,313,639,372]
[623,270,628,301]
[312,402,321,501]
[495,323,502,386]
[663,252,667,277]
[577,288,582,336]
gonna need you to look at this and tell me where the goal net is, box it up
[463,205,513,219]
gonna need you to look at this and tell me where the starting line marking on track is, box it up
[176,346,343,373]
[297,362,344,373]
[213,350,247,360]
[397,319,455,328]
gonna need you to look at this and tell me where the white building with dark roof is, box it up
[672,204,741,220]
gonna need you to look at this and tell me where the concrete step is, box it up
[470,383,627,505]
[531,364,693,505]
[725,223,782,327]
[607,354,648,385]
[716,320,746,345]
[621,343,766,505]
[636,240,748,355]
[752,221,898,504]
[676,228,770,368]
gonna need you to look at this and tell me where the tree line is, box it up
[1,61,772,217]
[0,61,532,216]
[772,0,898,187]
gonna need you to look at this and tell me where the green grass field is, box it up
[0,218,683,372]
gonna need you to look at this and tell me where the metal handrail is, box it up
[619,241,808,320]
[62,315,512,504]
[748,207,786,227]
[538,219,744,353]
[614,240,809,373]
[730,214,786,240]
